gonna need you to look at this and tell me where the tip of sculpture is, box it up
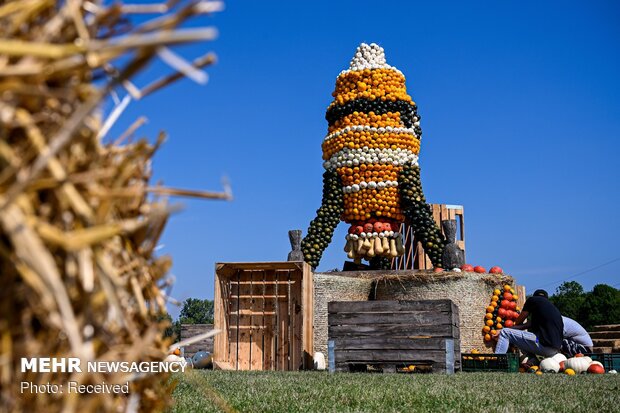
[348,42,388,71]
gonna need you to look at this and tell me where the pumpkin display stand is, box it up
[313,270,515,356]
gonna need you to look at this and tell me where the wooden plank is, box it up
[250,271,263,371]
[516,285,526,309]
[302,262,314,369]
[335,360,454,372]
[415,239,428,270]
[328,300,453,314]
[213,265,226,363]
[229,281,293,286]
[333,337,448,351]
[334,349,448,363]
[290,271,303,371]
[217,262,304,271]
[440,204,449,225]
[229,295,291,300]
[287,271,294,370]
[328,312,458,326]
[451,301,460,327]
[212,361,234,371]
[329,323,458,338]
[237,271,252,370]
[402,223,412,270]
[458,207,465,253]
[229,325,273,330]
[228,270,240,369]
[263,269,276,370]
[230,310,277,316]
[276,270,289,370]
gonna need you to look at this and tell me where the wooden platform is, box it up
[213,262,314,370]
[590,324,620,353]
[328,300,460,373]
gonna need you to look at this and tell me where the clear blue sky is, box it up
[111,1,620,317]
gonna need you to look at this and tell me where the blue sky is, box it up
[110,1,620,316]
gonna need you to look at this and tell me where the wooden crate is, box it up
[391,204,465,270]
[328,300,460,373]
[180,324,214,358]
[213,262,314,371]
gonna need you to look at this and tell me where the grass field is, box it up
[169,370,620,413]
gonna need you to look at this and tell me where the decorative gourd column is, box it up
[302,43,445,269]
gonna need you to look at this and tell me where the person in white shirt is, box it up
[561,316,593,356]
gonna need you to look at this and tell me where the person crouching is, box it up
[492,289,563,366]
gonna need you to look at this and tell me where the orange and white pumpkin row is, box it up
[540,354,607,374]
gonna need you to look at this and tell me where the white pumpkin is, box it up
[540,357,560,373]
[164,354,184,363]
[552,353,567,363]
[313,352,326,371]
[564,356,592,374]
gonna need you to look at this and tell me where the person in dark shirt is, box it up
[492,289,563,363]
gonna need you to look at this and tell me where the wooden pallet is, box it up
[391,204,465,270]
[328,300,460,373]
[180,324,214,358]
[213,262,314,371]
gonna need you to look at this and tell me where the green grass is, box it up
[168,371,620,413]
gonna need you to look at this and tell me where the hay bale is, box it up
[374,271,514,352]
[0,2,224,411]
[313,273,374,355]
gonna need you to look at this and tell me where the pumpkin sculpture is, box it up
[301,43,446,269]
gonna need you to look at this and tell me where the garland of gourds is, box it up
[302,43,445,268]
[399,165,446,267]
[482,284,521,345]
[301,171,344,268]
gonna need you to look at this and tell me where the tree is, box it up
[179,298,214,325]
[578,284,620,330]
[156,312,181,340]
[550,281,586,321]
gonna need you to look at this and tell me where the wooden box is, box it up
[213,262,314,370]
[328,300,460,373]
[391,204,465,270]
[180,324,214,358]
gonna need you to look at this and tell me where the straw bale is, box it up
[312,272,374,356]
[0,1,225,412]
[374,271,514,352]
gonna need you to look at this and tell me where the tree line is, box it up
[160,298,214,340]
[549,281,620,330]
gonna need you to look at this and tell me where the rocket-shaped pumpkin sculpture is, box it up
[302,43,446,269]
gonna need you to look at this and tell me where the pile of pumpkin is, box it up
[482,284,521,343]
[532,353,611,375]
